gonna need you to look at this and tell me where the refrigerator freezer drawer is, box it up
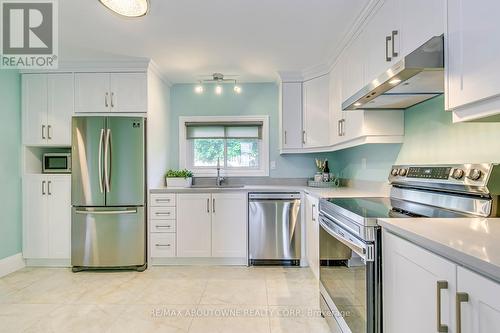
[71,207,146,268]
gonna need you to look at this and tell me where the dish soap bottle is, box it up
[323,159,330,182]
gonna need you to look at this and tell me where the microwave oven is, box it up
[42,153,71,174]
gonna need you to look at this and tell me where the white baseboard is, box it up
[150,257,248,266]
[0,253,25,278]
[25,258,71,267]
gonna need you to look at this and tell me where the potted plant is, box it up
[165,169,193,188]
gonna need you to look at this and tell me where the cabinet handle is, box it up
[156,225,172,229]
[42,125,46,139]
[155,212,171,216]
[47,125,52,140]
[155,198,171,203]
[284,131,287,145]
[456,292,469,333]
[391,30,399,58]
[212,198,216,214]
[302,130,306,144]
[155,244,171,247]
[110,92,115,108]
[385,35,392,62]
[105,92,109,107]
[436,281,449,333]
[207,198,210,213]
[312,204,316,222]
[338,120,342,136]
[47,181,52,195]
[41,181,46,195]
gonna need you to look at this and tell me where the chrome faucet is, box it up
[216,158,225,187]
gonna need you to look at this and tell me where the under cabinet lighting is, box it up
[194,85,204,94]
[99,0,149,18]
[234,85,242,94]
[389,78,402,85]
[215,85,223,95]
[354,102,362,107]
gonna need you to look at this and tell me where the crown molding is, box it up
[148,60,173,87]
[276,70,303,83]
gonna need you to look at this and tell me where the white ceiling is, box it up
[59,0,369,83]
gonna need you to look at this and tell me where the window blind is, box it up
[186,121,263,139]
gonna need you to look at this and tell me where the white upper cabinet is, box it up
[400,0,445,58]
[457,266,500,333]
[302,75,330,148]
[47,74,74,145]
[110,73,148,113]
[342,30,366,103]
[75,72,147,113]
[211,193,247,258]
[364,0,401,85]
[22,74,74,146]
[447,0,500,121]
[280,81,303,150]
[22,75,47,146]
[74,73,110,113]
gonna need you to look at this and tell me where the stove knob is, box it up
[398,168,408,176]
[452,168,465,180]
[391,168,399,176]
[468,169,482,181]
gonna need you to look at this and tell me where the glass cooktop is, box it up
[324,197,397,219]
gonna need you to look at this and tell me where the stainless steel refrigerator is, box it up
[71,116,146,271]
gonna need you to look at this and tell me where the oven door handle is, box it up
[319,217,374,262]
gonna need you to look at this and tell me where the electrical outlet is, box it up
[270,161,276,170]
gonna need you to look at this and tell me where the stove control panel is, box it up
[405,166,452,179]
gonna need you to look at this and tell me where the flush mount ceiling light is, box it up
[194,73,242,95]
[99,0,149,18]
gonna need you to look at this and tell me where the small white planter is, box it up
[166,177,193,188]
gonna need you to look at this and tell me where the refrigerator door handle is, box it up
[98,128,105,193]
[104,128,112,193]
[75,208,138,215]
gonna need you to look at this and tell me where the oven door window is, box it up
[45,157,68,170]
[320,224,372,333]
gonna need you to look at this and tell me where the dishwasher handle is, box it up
[249,192,301,200]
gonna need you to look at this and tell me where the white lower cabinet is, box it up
[177,193,212,257]
[305,194,319,279]
[176,192,247,259]
[23,174,71,259]
[211,193,247,258]
[384,230,500,333]
[151,233,176,258]
[457,266,500,333]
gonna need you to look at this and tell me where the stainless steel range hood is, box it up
[342,35,444,111]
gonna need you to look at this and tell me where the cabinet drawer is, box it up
[151,233,176,257]
[151,220,176,233]
[150,193,176,207]
[150,206,176,220]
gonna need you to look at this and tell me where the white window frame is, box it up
[179,116,270,177]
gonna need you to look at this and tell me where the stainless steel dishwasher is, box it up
[248,192,301,266]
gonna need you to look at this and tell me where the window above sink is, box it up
[179,116,270,177]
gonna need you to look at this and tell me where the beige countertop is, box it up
[378,218,500,283]
[150,185,386,199]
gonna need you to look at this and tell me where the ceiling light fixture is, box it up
[99,0,149,18]
[194,73,241,95]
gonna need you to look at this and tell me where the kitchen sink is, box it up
[190,184,245,189]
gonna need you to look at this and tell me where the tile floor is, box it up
[0,266,331,333]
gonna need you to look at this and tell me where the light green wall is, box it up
[330,95,500,182]
[0,70,22,260]
[170,83,329,178]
